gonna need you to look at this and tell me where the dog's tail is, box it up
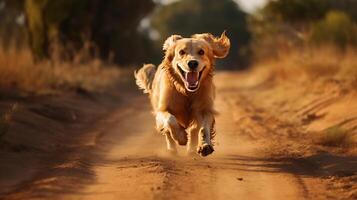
[134,64,156,94]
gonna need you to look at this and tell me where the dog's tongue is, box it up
[185,72,198,86]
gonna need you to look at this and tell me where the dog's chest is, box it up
[168,94,192,127]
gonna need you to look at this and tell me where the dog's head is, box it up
[163,32,230,92]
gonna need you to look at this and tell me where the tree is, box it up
[248,0,357,59]
[263,0,357,24]
[150,0,251,68]
[24,0,155,64]
[0,0,26,49]
[311,11,357,48]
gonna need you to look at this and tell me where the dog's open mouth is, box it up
[177,65,204,92]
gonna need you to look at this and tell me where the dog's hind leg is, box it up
[156,111,188,147]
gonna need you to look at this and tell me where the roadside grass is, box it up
[0,47,122,94]
[315,126,355,147]
[251,46,357,149]
[254,46,357,88]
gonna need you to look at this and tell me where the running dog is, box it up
[134,32,230,156]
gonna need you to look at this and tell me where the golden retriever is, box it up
[134,32,230,156]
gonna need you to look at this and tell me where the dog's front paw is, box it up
[197,144,214,157]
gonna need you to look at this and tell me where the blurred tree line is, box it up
[1,0,356,67]
[149,0,251,68]
[25,0,154,64]
[1,0,155,65]
[0,0,251,68]
[0,0,25,49]
[249,0,357,60]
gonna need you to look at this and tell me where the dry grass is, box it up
[0,47,122,94]
[254,46,357,88]
[250,46,357,149]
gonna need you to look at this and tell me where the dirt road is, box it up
[2,73,346,200]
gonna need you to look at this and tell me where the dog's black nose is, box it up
[188,60,199,70]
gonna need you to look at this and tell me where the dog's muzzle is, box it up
[177,64,205,92]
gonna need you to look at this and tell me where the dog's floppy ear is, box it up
[163,35,183,51]
[192,31,230,58]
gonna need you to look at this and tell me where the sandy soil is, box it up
[0,72,355,200]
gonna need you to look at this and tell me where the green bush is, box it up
[263,0,328,23]
[310,11,357,48]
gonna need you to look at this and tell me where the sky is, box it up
[144,0,270,39]
[156,0,269,13]
[234,0,269,13]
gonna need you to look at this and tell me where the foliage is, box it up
[0,0,26,49]
[262,0,329,23]
[249,0,357,60]
[24,0,155,65]
[261,0,357,24]
[150,0,251,68]
[310,11,357,48]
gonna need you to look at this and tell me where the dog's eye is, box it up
[198,49,204,55]
[179,50,186,56]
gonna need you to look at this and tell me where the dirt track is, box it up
[2,72,354,200]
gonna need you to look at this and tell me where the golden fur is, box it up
[135,32,230,156]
